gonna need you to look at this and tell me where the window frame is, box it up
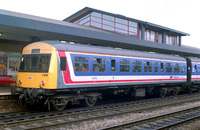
[181,64,185,73]
[174,63,180,73]
[120,59,130,72]
[133,60,142,73]
[19,54,51,73]
[144,61,152,73]
[111,59,116,72]
[74,56,89,72]
[93,58,106,72]
[60,57,66,71]
[154,62,159,73]
[166,63,173,73]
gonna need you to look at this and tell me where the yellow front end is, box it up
[17,42,58,89]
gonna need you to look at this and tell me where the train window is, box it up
[161,63,164,72]
[93,58,106,72]
[111,59,116,71]
[181,64,185,73]
[154,62,158,73]
[74,57,89,72]
[120,59,130,72]
[133,60,142,72]
[166,63,172,73]
[194,65,197,72]
[174,63,180,73]
[60,57,66,71]
[144,61,152,72]
[30,56,38,71]
[19,54,51,72]
[39,55,51,71]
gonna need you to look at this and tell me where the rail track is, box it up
[1,93,200,129]
[100,106,200,130]
[0,95,18,100]
[0,95,27,113]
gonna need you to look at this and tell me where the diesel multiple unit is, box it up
[11,41,200,111]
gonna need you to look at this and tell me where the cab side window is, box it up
[60,57,66,71]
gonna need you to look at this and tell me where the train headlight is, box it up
[41,80,45,86]
[19,80,22,84]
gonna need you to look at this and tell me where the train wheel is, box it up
[85,97,97,107]
[52,103,66,111]
[51,98,67,111]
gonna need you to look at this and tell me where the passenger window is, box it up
[111,59,116,71]
[93,58,106,72]
[133,60,142,72]
[60,57,66,71]
[144,61,152,72]
[154,62,158,73]
[181,64,185,73]
[166,63,172,73]
[174,63,180,73]
[120,59,130,72]
[74,57,89,72]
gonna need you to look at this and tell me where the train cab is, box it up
[17,42,58,89]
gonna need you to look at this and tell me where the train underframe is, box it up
[11,83,200,111]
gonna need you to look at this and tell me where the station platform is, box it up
[0,85,12,95]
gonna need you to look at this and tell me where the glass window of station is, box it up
[73,11,179,46]
[138,29,179,46]
[73,12,138,38]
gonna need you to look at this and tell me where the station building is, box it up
[64,7,189,47]
[0,7,198,84]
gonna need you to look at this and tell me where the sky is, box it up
[1,0,200,48]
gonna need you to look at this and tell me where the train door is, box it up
[110,58,118,81]
[160,62,164,82]
[60,56,69,84]
[186,58,191,84]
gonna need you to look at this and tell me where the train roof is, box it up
[189,57,200,63]
[41,41,186,61]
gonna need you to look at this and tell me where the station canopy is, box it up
[0,8,200,57]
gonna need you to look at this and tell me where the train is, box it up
[11,41,200,111]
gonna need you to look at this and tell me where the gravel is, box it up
[58,100,200,130]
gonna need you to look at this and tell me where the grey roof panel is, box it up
[42,41,186,61]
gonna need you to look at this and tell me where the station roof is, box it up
[0,8,199,57]
[64,7,190,36]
